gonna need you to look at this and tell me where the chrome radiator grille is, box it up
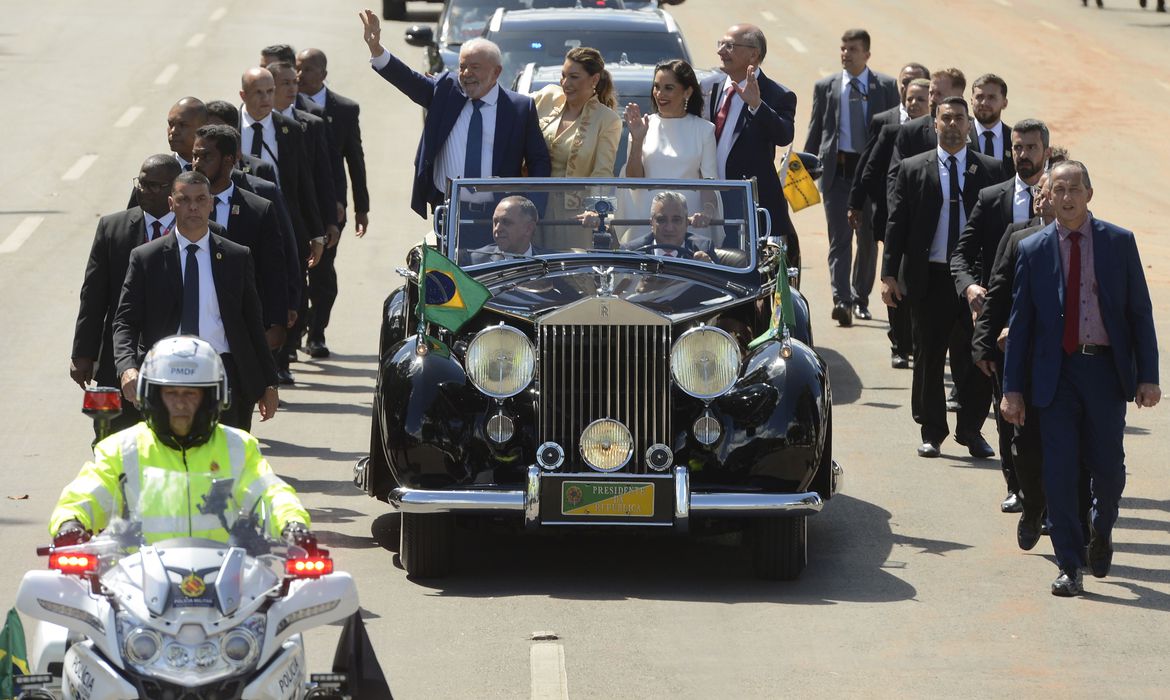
[538,323,672,474]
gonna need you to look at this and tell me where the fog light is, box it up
[486,412,515,443]
[693,411,722,446]
[579,419,632,472]
[537,442,565,471]
[645,444,673,471]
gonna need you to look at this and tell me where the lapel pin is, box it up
[216,252,223,260]
[327,116,333,122]
[967,164,977,175]
[281,126,289,134]
[231,204,240,216]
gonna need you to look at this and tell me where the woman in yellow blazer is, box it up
[531,47,622,249]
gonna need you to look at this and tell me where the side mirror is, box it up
[404,25,435,47]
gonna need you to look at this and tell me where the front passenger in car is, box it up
[623,191,714,261]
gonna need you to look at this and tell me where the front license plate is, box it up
[561,480,654,517]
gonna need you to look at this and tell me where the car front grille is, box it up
[538,305,672,474]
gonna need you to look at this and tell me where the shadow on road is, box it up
[261,438,366,465]
[817,346,862,406]
[393,495,934,604]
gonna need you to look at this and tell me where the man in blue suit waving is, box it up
[359,9,551,222]
[1002,161,1160,597]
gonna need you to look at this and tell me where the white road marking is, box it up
[1039,20,1060,31]
[154,64,179,85]
[1157,80,1170,93]
[1089,46,1117,60]
[760,10,778,22]
[61,154,99,181]
[186,33,206,48]
[209,7,227,21]
[992,0,1012,6]
[0,216,45,254]
[785,37,807,54]
[530,642,568,700]
[114,106,143,128]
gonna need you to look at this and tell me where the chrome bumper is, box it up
[387,462,842,527]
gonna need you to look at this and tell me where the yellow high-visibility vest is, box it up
[50,423,310,543]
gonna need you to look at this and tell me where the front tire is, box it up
[752,516,806,580]
[382,0,406,20]
[400,512,454,578]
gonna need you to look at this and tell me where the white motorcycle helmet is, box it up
[137,336,230,447]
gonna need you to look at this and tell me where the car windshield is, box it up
[492,30,687,84]
[446,179,757,270]
[441,0,624,45]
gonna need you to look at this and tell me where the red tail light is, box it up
[286,556,333,578]
[82,388,123,414]
[50,552,98,574]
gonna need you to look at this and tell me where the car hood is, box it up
[480,264,751,322]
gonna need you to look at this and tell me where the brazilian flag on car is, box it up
[748,250,797,350]
[417,246,491,334]
[0,607,29,700]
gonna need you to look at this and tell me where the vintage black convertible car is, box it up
[355,177,840,580]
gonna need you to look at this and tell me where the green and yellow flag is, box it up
[781,148,821,212]
[416,246,491,334]
[0,607,29,700]
[749,251,797,350]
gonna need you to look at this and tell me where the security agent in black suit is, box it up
[204,100,278,183]
[952,120,1049,509]
[623,192,717,261]
[701,24,797,257]
[260,45,329,119]
[969,74,1015,178]
[851,74,930,369]
[114,171,279,432]
[72,156,183,438]
[191,126,288,343]
[881,97,1004,459]
[886,68,969,203]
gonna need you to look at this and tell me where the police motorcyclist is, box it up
[50,335,316,551]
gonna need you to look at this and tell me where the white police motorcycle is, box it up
[13,479,359,700]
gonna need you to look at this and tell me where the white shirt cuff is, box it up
[370,49,392,70]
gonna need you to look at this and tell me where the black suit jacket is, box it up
[295,93,324,119]
[113,231,278,403]
[73,208,152,386]
[318,88,370,215]
[971,218,1042,363]
[971,122,1015,177]
[465,243,552,264]
[373,51,551,218]
[623,232,715,259]
[255,110,323,251]
[882,147,1006,299]
[232,170,302,312]
[218,186,287,328]
[291,108,339,230]
[701,70,798,240]
[950,178,1021,296]
[849,106,900,209]
[239,154,277,183]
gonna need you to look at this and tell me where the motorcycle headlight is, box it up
[124,627,162,666]
[670,327,741,400]
[465,325,535,398]
[220,628,259,667]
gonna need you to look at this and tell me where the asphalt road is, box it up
[2,1,1169,697]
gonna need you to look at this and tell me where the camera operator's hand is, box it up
[54,520,92,548]
[282,521,318,555]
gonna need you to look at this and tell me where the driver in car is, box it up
[50,336,315,550]
[465,195,550,263]
[623,191,714,261]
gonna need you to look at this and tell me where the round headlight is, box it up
[124,628,162,666]
[221,629,258,666]
[466,325,535,398]
[670,326,741,400]
[579,419,633,472]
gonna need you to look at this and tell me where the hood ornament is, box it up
[593,266,615,297]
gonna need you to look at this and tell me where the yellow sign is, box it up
[781,148,822,212]
[180,572,206,598]
[561,481,654,517]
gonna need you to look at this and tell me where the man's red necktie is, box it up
[1062,231,1082,354]
[714,83,735,141]
[148,221,162,243]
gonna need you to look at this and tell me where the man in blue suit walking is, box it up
[1002,161,1160,597]
[359,9,550,224]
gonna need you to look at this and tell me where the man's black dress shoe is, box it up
[1051,569,1083,597]
[1088,528,1113,578]
[917,441,940,458]
[1001,492,1023,513]
[853,304,872,321]
[277,368,295,385]
[306,340,330,359]
[831,301,853,327]
[955,432,995,458]
[891,354,910,369]
[1017,511,1043,551]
